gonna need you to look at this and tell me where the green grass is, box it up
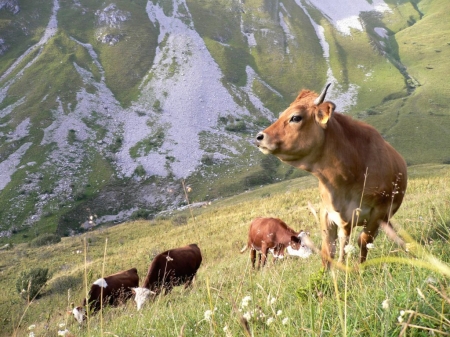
[1,164,450,336]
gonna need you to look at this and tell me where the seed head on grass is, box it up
[344,245,356,254]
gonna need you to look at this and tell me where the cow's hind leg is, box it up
[250,248,257,269]
[184,275,195,289]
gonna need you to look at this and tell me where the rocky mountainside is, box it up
[0,0,448,242]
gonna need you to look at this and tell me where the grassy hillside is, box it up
[1,164,449,336]
[0,0,449,249]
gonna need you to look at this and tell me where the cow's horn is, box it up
[314,83,331,105]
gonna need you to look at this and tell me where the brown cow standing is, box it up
[255,84,407,268]
[240,217,304,269]
[132,244,202,310]
[72,267,139,323]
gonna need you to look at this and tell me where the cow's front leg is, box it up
[260,241,268,268]
[321,209,337,269]
[337,226,351,263]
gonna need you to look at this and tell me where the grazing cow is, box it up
[255,83,407,268]
[72,268,139,323]
[132,244,202,310]
[240,217,307,268]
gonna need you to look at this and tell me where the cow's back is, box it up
[248,217,295,248]
[144,244,202,290]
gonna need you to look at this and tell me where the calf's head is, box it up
[132,287,156,311]
[72,305,86,324]
[287,231,313,258]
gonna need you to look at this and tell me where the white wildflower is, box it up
[241,295,251,308]
[204,309,213,321]
[366,243,375,249]
[344,244,356,254]
[282,317,289,325]
[400,310,405,317]
[277,310,282,316]
[426,277,437,284]
[266,317,274,325]
[243,311,252,321]
[267,295,276,305]
[28,325,36,331]
[57,329,70,336]
[28,333,35,337]
[398,315,404,323]
[58,323,66,328]
[382,299,389,310]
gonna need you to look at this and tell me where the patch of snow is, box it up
[374,27,388,39]
[305,0,390,36]
[295,0,359,111]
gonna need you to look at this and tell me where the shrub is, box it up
[16,268,49,300]
[172,215,188,226]
[51,275,82,294]
[29,233,61,247]
[131,209,152,220]
[225,120,246,132]
[296,269,332,303]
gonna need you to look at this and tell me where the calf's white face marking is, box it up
[132,287,155,311]
[93,278,108,288]
[72,307,85,324]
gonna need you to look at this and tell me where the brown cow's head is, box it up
[289,235,301,250]
[256,84,334,166]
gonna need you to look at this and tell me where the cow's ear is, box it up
[315,102,335,128]
[131,288,136,294]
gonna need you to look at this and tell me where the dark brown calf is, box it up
[72,267,139,323]
[241,217,303,268]
[132,244,202,310]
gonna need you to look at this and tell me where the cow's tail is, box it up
[240,244,249,254]
[380,221,407,250]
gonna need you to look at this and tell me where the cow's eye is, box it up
[290,115,302,123]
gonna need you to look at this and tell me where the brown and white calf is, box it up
[240,217,308,268]
[72,267,139,323]
[132,244,202,310]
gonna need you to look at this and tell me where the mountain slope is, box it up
[0,0,448,243]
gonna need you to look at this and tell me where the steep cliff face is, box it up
[0,0,448,242]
